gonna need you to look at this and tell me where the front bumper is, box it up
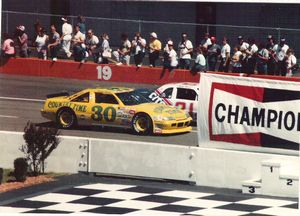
[153,117,193,134]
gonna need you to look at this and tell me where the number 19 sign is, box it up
[97,65,112,81]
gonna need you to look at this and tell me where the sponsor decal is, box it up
[48,101,87,112]
[209,82,300,150]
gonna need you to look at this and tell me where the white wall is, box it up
[0,131,298,190]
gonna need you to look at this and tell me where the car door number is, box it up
[91,106,116,122]
[175,102,194,113]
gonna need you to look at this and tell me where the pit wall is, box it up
[0,131,298,190]
[1,58,300,85]
[0,58,199,85]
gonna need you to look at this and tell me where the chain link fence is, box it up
[3,10,300,57]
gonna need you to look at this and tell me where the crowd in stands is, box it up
[1,15,298,77]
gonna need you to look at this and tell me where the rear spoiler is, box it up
[46,92,69,98]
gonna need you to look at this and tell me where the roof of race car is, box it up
[159,82,199,88]
[92,87,135,93]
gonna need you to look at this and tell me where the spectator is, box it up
[191,46,206,74]
[131,32,146,67]
[256,42,269,75]
[34,27,49,60]
[161,40,178,78]
[33,19,42,38]
[273,37,289,76]
[286,48,297,77]
[245,38,258,74]
[178,33,193,69]
[100,33,111,64]
[72,25,86,62]
[200,32,212,49]
[113,33,131,66]
[85,29,99,63]
[48,25,60,61]
[77,15,86,35]
[230,46,242,73]
[2,33,15,58]
[16,25,29,58]
[237,36,249,72]
[218,37,231,72]
[207,36,220,71]
[148,32,161,67]
[61,17,73,58]
[266,35,276,75]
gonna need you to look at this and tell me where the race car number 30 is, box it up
[97,66,112,80]
[91,106,116,122]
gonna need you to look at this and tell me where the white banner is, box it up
[197,73,300,150]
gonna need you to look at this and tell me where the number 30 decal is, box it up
[92,106,116,122]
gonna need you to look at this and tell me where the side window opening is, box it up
[71,92,90,103]
[161,88,173,99]
[95,93,119,104]
[176,88,197,100]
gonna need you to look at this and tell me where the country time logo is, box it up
[208,82,300,150]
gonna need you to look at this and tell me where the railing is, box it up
[3,10,300,57]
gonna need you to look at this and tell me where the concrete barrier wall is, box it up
[0,58,200,85]
[0,131,298,189]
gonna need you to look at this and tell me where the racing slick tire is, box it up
[132,113,153,135]
[56,108,77,129]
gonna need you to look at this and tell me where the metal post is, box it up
[277,28,281,42]
[5,11,8,34]
[138,20,141,33]
[206,24,209,34]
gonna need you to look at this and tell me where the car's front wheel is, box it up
[56,108,77,129]
[132,113,153,135]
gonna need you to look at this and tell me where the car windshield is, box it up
[116,90,151,105]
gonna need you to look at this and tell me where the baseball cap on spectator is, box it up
[150,32,157,38]
[61,17,68,22]
[267,35,273,40]
[167,40,173,46]
[17,25,25,31]
[237,35,243,40]
[211,36,216,42]
[280,37,286,42]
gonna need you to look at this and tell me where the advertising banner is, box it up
[198,73,300,150]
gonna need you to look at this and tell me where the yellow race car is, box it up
[41,87,192,135]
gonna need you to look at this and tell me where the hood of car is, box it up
[135,103,189,119]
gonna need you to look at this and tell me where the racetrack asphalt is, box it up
[0,73,198,146]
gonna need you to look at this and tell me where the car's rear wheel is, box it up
[132,113,153,135]
[56,108,77,129]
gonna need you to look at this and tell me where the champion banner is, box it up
[198,73,300,150]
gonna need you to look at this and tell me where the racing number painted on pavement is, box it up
[91,106,116,122]
[97,66,112,80]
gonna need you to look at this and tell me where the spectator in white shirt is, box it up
[200,33,212,49]
[245,38,258,74]
[131,32,146,67]
[191,46,206,75]
[86,29,99,63]
[113,33,131,65]
[61,17,73,58]
[273,37,289,76]
[237,36,249,72]
[231,46,242,73]
[286,48,297,77]
[257,42,269,75]
[178,33,193,69]
[72,25,85,62]
[161,40,178,79]
[100,33,111,64]
[219,37,231,72]
[34,27,49,60]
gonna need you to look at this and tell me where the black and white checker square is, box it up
[0,182,298,215]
